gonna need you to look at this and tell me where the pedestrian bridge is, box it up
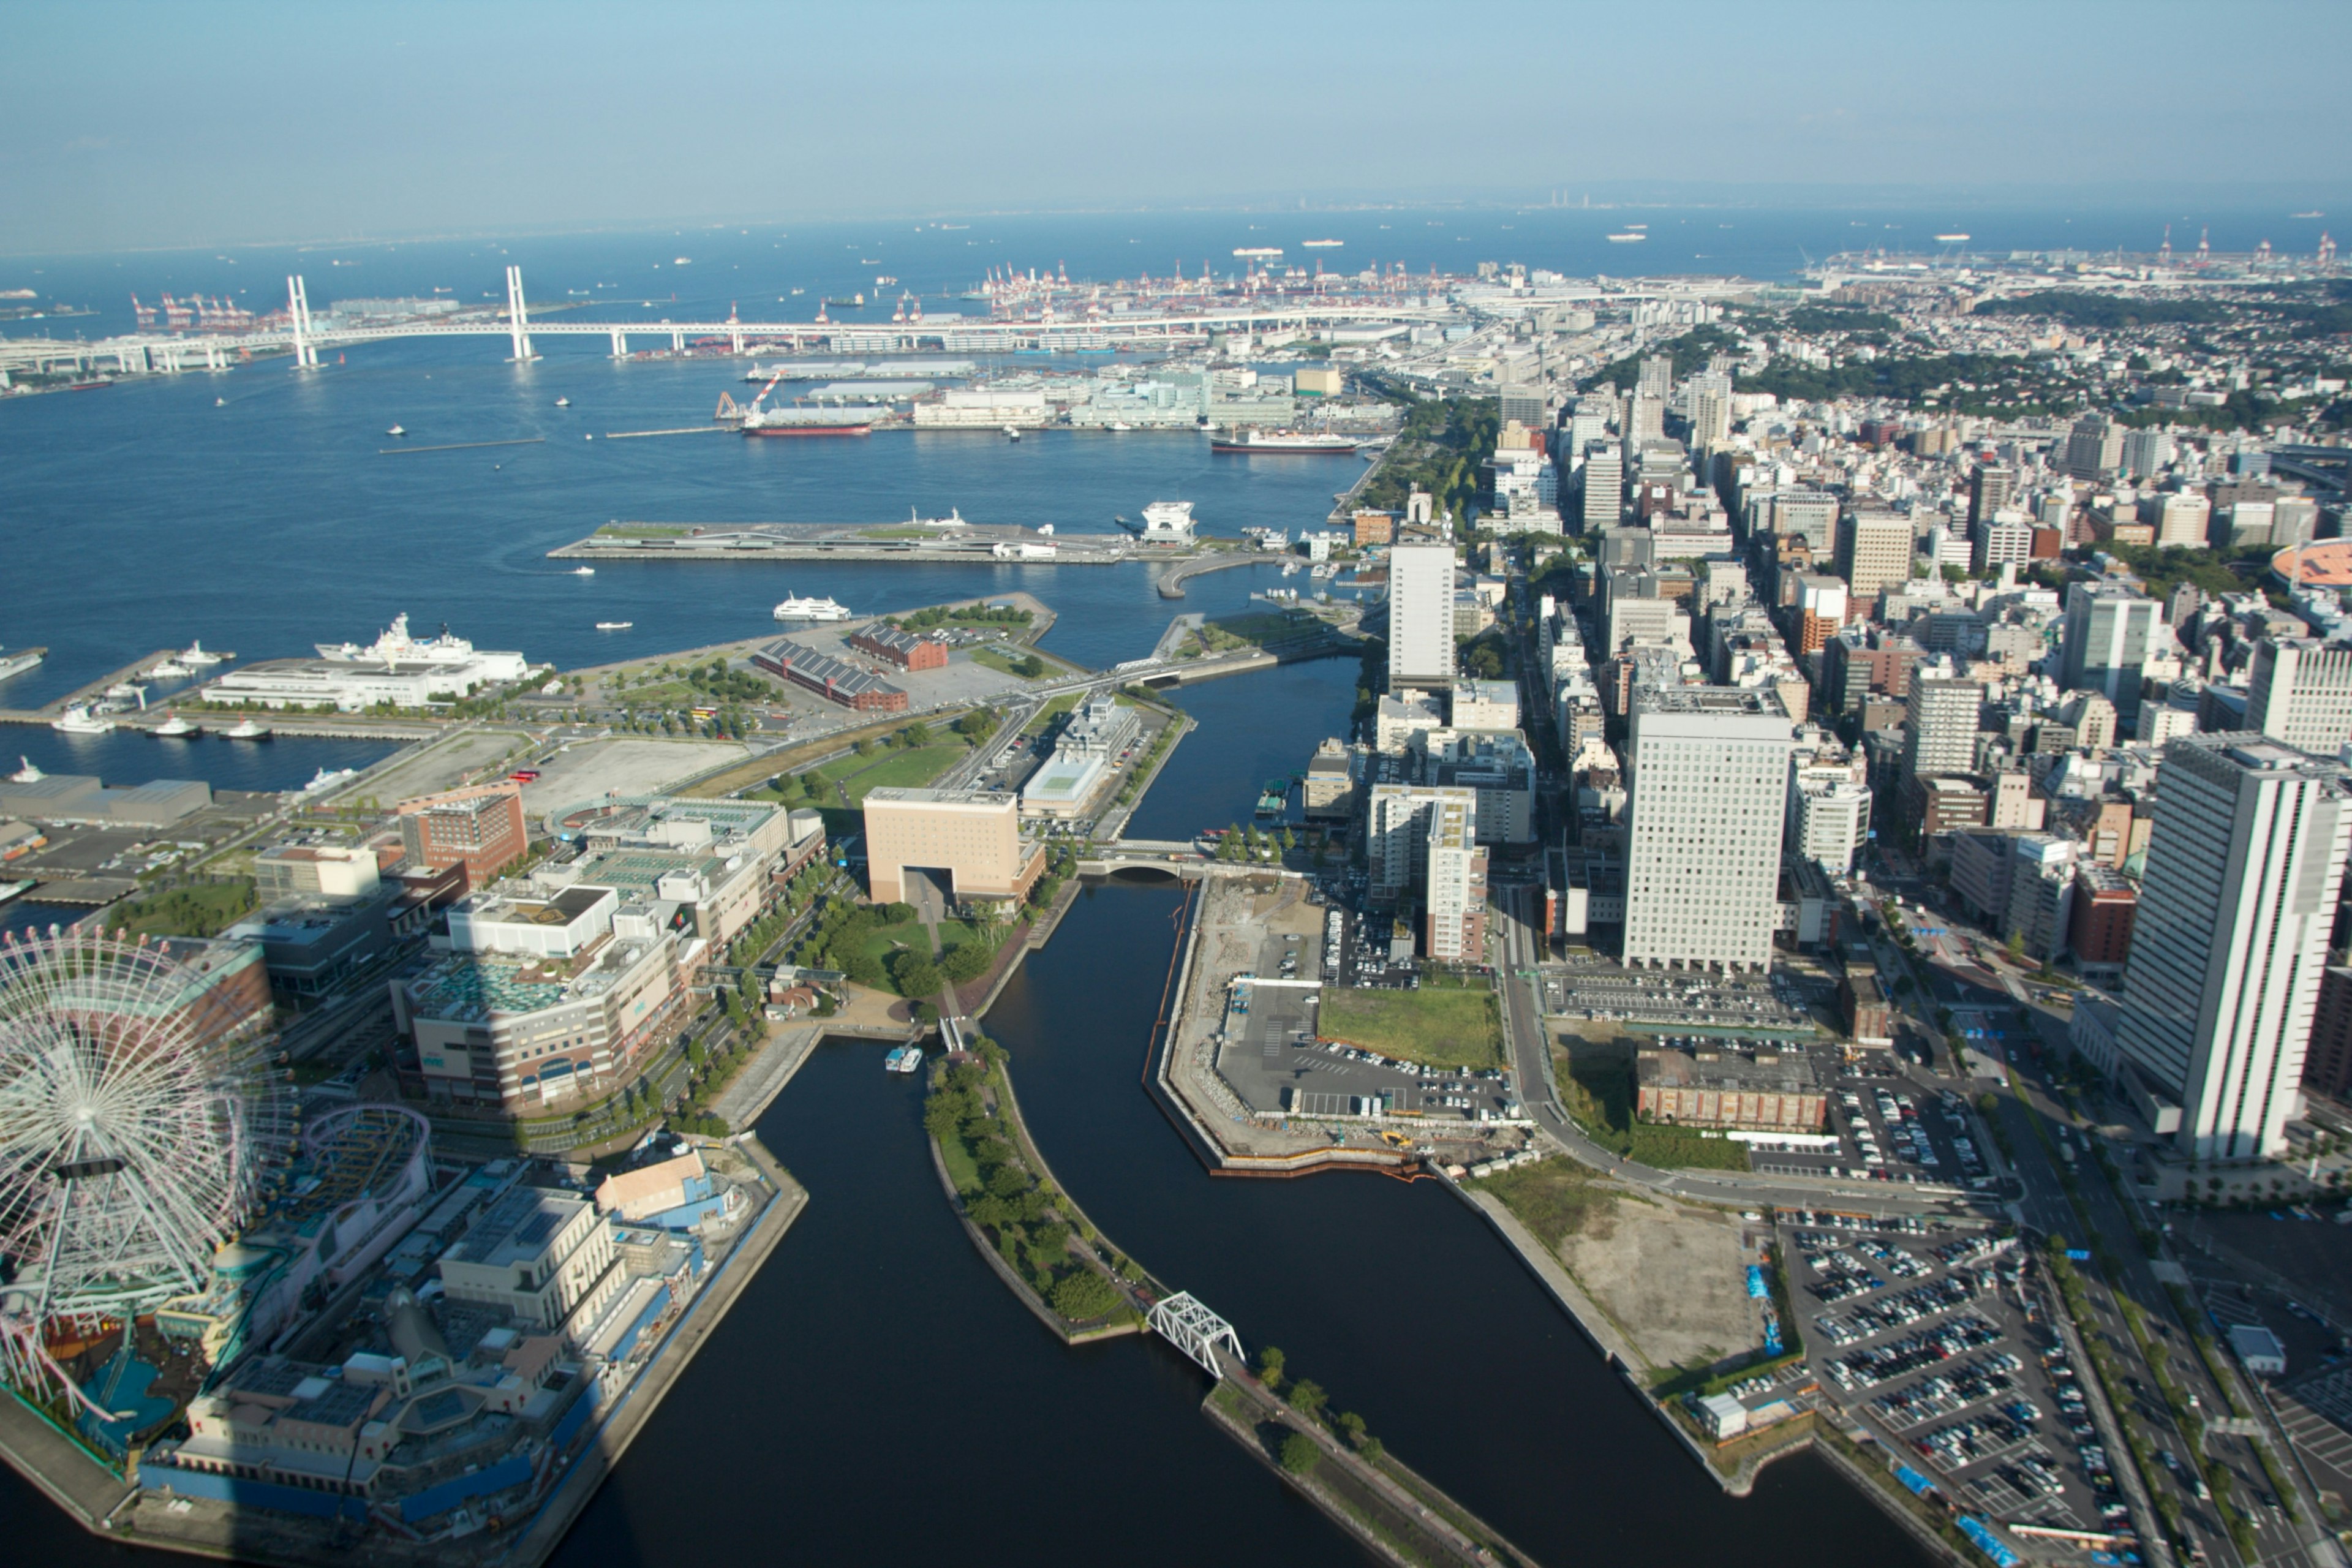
[1148,1292,1243,1377]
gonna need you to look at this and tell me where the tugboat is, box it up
[51,704,115,734]
[180,639,226,666]
[149,712,202,738]
[7,756,42,783]
[224,717,274,740]
[571,566,596,576]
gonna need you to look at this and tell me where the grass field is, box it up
[1022,690,1086,736]
[970,645,1046,679]
[1198,612,1328,654]
[938,1128,982,1194]
[1316,984,1504,1068]
[1556,1044,1754,1171]
[1469,1158,1618,1248]
[827,743,969,805]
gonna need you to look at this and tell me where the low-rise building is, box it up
[752,638,909,712]
[438,1186,624,1340]
[848,625,950,671]
[1634,1044,1828,1130]
[396,783,529,892]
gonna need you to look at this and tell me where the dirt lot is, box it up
[1557,1190,1762,1374]
[518,737,749,813]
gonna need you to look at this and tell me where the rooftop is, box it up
[443,1186,590,1270]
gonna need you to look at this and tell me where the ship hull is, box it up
[744,425,872,438]
[1210,439,1359,455]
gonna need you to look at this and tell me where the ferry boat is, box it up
[1606,232,1647,244]
[884,1044,924,1074]
[8,756,42,783]
[1210,429,1361,455]
[301,766,359,794]
[224,717,273,740]
[179,639,226,666]
[51,704,115,735]
[555,397,571,407]
[149,712,202,738]
[1302,239,1344,249]
[772,595,851,622]
[1934,233,1972,243]
[595,620,633,631]
[572,566,597,576]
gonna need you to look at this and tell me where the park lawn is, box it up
[938,1128,983,1194]
[1555,1044,1754,1172]
[856,914,990,984]
[595,524,687,538]
[970,645,1046,679]
[1316,985,1504,1069]
[112,880,257,940]
[1201,612,1325,650]
[834,744,970,805]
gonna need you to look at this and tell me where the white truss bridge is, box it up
[1148,1291,1243,1377]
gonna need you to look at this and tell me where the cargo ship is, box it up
[0,646,43,684]
[741,405,873,438]
[1211,429,1361,455]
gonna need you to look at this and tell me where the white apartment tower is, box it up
[1579,442,1624,533]
[2247,639,2352,760]
[1903,677,1982,782]
[2060,584,2165,727]
[1366,783,1485,961]
[1386,541,1458,692]
[1623,688,1793,971]
[2117,736,2352,1159]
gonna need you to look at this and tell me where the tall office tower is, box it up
[1421,790,1488,962]
[2059,583,2165,728]
[1622,688,1793,972]
[1579,442,1624,533]
[2065,414,2127,481]
[1498,383,1547,428]
[2148,490,2212,547]
[1386,542,1458,690]
[2117,736,2352,1158]
[2248,639,2352,758]
[1564,411,1608,463]
[1835,510,1914,607]
[1967,462,2017,526]
[1637,353,1674,401]
[1776,491,1839,554]
[1902,677,1982,782]
[1627,390,1665,447]
[2122,427,2175,482]
[1687,376,1732,450]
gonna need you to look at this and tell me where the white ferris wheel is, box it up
[0,924,292,1404]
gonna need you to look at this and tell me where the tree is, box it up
[1357,1435,1382,1463]
[903,720,933,748]
[893,954,941,998]
[1049,1271,1121,1322]
[1014,654,1047,679]
[1338,1411,1368,1449]
[1287,1378,1328,1422]
[1280,1433,1319,1476]
[1257,1346,1286,1391]
[854,737,873,755]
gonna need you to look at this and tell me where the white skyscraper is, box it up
[2247,639,2352,760]
[1386,542,1457,691]
[2117,736,2352,1159]
[1623,688,1793,971]
[2060,584,2166,728]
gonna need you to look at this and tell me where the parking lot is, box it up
[1212,909,1521,1129]
[1747,1068,1996,1195]
[1791,1214,2132,1550]
[1548,960,1817,1035]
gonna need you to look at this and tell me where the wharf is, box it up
[549,538,1126,566]
[1154,552,1264,598]
[1,649,179,718]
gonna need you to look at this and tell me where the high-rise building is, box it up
[1386,541,1458,690]
[2070,415,2127,481]
[2146,490,2212,547]
[1498,383,1547,428]
[1970,513,2035,573]
[1578,442,1624,533]
[2122,428,2175,482]
[1836,511,1915,609]
[2248,638,2352,759]
[1686,375,1732,450]
[1967,464,2017,526]
[1623,688,1792,971]
[2116,736,2352,1158]
[1903,677,1982,783]
[1365,783,1487,960]
[1627,390,1665,447]
[396,783,530,892]
[2059,584,2165,727]
[1637,354,1674,401]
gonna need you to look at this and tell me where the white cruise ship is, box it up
[0,646,45,684]
[773,595,852,622]
[317,611,480,665]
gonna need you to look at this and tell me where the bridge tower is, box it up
[504,265,533,361]
[1147,1291,1243,1377]
[285,275,317,368]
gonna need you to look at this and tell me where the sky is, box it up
[5,0,2350,254]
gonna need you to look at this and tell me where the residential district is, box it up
[8,244,2352,1568]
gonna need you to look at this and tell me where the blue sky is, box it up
[5,0,2348,252]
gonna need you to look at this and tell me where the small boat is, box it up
[224,718,273,740]
[147,659,192,679]
[674,257,692,266]
[1606,232,1646,244]
[884,1044,924,1074]
[572,566,597,576]
[301,766,358,794]
[773,595,851,623]
[105,680,148,701]
[555,396,571,407]
[214,397,226,407]
[595,620,633,631]
[7,756,43,783]
[149,712,202,738]
[180,639,225,666]
[51,704,115,734]
[386,424,406,437]
[1934,233,1971,243]
[1004,424,1021,441]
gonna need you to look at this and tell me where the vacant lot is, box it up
[1555,1039,1753,1171]
[1472,1158,1618,1248]
[1318,984,1504,1069]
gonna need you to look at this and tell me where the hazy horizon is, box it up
[6,0,2348,254]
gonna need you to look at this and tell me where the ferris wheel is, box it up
[0,925,292,1406]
